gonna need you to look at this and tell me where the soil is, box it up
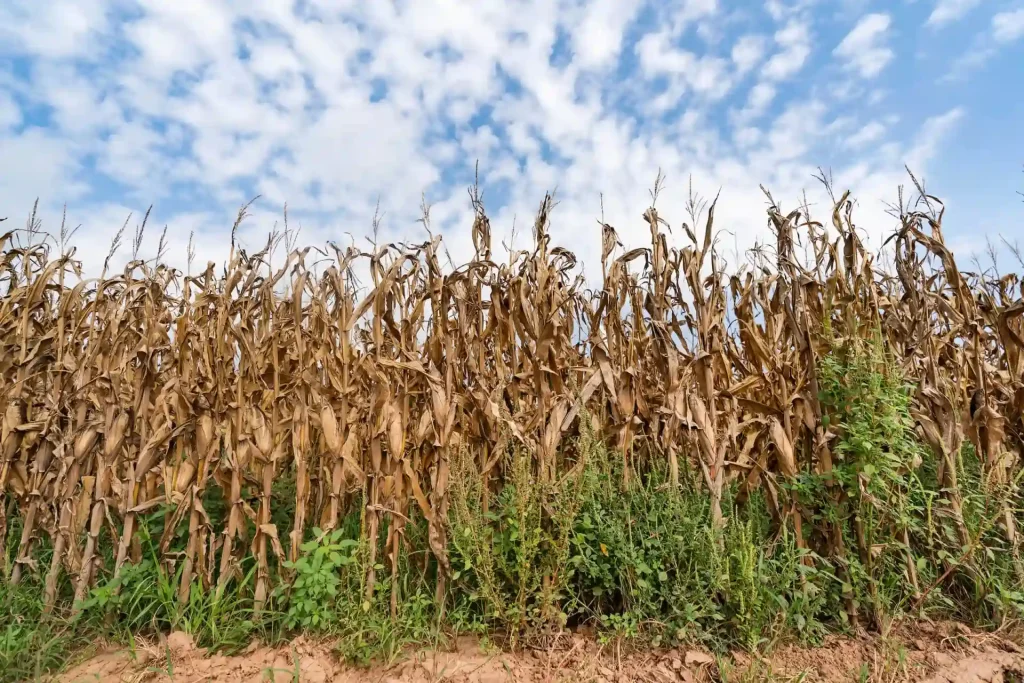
[56,622,1024,683]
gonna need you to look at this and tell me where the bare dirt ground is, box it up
[56,622,1024,683]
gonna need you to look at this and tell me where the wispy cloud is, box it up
[731,34,767,74]
[945,8,1024,80]
[762,20,813,81]
[843,121,888,149]
[834,13,894,78]
[993,8,1024,43]
[905,107,965,170]
[926,0,983,27]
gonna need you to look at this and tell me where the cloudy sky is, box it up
[1,0,1022,278]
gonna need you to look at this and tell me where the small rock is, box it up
[134,649,153,666]
[599,665,615,678]
[670,658,683,671]
[913,639,928,651]
[679,670,694,683]
[684,651,714,667]
[930,651,955,667]
[166,631,195,654]
[244,640,260,654]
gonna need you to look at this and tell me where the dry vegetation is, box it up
[1,174,1024,678]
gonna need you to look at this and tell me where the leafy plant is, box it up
[279,527,360,630]
[448,438,584,642]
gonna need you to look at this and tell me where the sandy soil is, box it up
[56,622,1024,683]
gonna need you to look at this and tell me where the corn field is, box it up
[1,181,1023,627]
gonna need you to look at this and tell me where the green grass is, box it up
[0,492,290,682]
[0,578,92,682]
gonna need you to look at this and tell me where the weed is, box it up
[448,435,585,643]
[278,527,360,630]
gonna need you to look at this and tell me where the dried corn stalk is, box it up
[1,183,1021,616]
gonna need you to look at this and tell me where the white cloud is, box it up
[0,92,20,130]
[0,0,110,59]
[765,0,819,22]
[905,107,965,171]
[834,13,894,78]
[731,82,776,125]
[926,0,982,27]
[664,0,720,31]
[265,100,440,216]
[0,0,985,281]
[0,129,89,215]
[944,9,1024,79]
[993,9,1024,43]
[636,29,735,102]
[843,121,887,149]
[731,34,767,74]
[25,64,121,137]
[571,0,644,69]
[762,20,812,81]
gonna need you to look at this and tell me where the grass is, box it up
[0,578,94,681]
[0,490,290,682]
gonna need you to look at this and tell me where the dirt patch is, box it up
[56,623,1024,683]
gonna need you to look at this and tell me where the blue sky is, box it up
[1,0,1022,276]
